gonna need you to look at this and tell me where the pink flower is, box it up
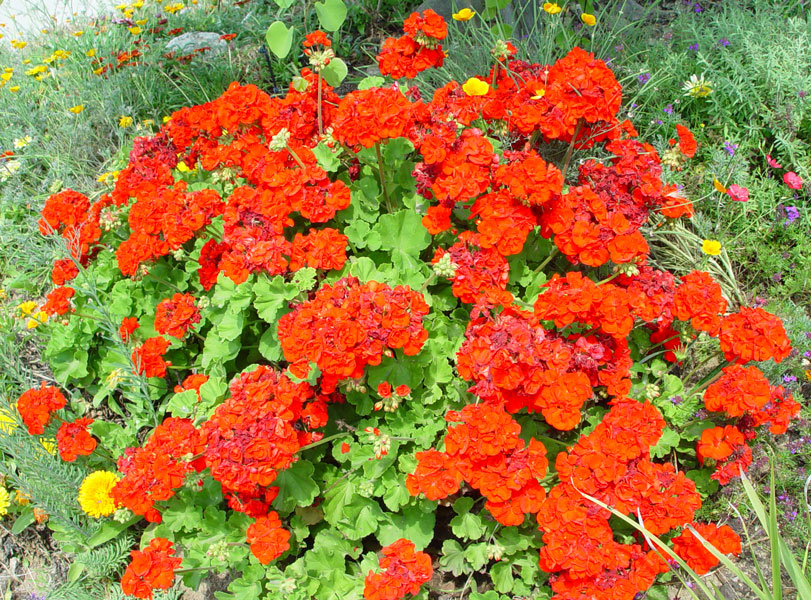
[783,172,803,190]
[765,154,782,169]
[726,184,749,202]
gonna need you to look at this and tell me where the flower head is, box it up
[701,239,722,256]
[0,487,9,517]
[543,2,562,13]
[784,171,803,190]
[69,104,85,114]
[119,115,133,128]
[683,74,713,98]
[462,77,490,96]
[78,471,120,518]
[452,8,475,20]
[726,184,749,202]
[581,13,597,26]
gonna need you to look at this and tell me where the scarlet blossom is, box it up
[766,154,782,169]
[17,383,67,435]
[726,184,749,202]
[395,385,410,397]
[750,385,801,434]
[331,88,414,148]
[364,539,433,600]
[173,373,209,401]
[120,537,182,599]
[676,124,697,157]
[703,364,770,417]
[303,30,331,48]
[56,417,96,461]
[403,9,447,41]
[154,293,200,339]
[696,425,752,484]
[42,286,75,316]
[132,336,171,378]
[672,523,741,575]
[718,307,791,364]
[672,271,727,335]
[783,171,803,189]
[246,512,291,564]
[120,316,140,342]
[51,259,79,285]
[377,382,393,398]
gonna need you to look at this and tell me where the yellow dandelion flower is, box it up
[462,77,489,96]
[78,471,120,518]
[27,311,48,329]
[701,239,722,256]
[543,2,562,14]
[69,104,85,114]
[452,8,475,21]
[18,300,37,316]
[85,48,96,57]
[162,115,171,123]
[40,438,57,455]
[119,115,133,128]
[136,19,148,25]
[581,13,597,26]
[0,487,9,517]
[128,26,141,35]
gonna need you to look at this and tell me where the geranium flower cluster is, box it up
[278,277,429,393]
[16,383,66,435]
[246,511,291,564]
[121,537,182,600]
[199,366,327,517]
[377,9,446,80]
[406,403,548,525]
[363,539,433,600]
[113,417,205,523]
[154,292,200,338]
[56,417,96,462]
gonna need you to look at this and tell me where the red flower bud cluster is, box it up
[377,9,446,80]
[278,277,429,393]
[121,537,182,599]
[42,286,75,316]
[407,403,548,525]
[363,538,433,600]
[113,417,204,523]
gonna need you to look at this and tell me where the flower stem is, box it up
[298,432,350,453]
[533,247,558,274]
[375,142,393,212]
[317,74,324,136]
[561,118,584,180]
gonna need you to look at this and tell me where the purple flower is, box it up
[799,90,808,98]
[638,73,651,84]
[656,119,664,125]
[664,104,674,114]
[671,395,684,405]
[724,141,738,156]
[772,272,783,283]
[615,43,625,52]
[631,102,639,108]
[783,374,798,383]
[689,43,699,52]
[784,206,800,225]
[719,37,730,46]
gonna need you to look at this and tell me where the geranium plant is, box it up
[9,8,802,600]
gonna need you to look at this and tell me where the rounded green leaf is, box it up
[320,57,348,87]
[314,0,347,32]
[266,21,294,59]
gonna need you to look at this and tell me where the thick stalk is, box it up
[317,74,323,136]
[375,142,393,212]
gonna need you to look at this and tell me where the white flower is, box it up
[682,74,713,98]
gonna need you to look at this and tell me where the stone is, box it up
[165,31,228,56]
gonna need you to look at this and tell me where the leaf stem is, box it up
[561,118,584,181]
[375,142,393,213]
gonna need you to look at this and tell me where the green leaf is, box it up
[259,325,283,362]
[451,511,486,540]
[373,210,431,258]
[273,461,320,513]
[358,76,385,90]
[321,57,348,87]
[686,468,720,496]
[465,543,490,570]
[650,427,680,459]
[314,0,347,31]
[312,143,340,172]
[11,510,35,535]
[272,0,296,7]
[490,561,514,593]
[166,388,199,418]
[439,539,471,577]
[253,275,299,323]
[377,504,435,549]
[266,21,294,59]
[87,515,141,547]
[322,478,356,526]
[67,562,85,582]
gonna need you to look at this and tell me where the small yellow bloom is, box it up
[119,115,134,128]
[73,30,84,37]
[8,86,20,92]
[11,39,28,49]
[69,104,85,114]
[713,178,726,194]
[176,161,196,173]
[462,77,490,96]
[701,239,722,256]
[581,13,597,26]
[0,288,5,300]
[128,27,141,35]
[18,301,37,316]
[543,2,562,14]
[25,65,48,77]
[13,136,32,149]
[0,404,18,434]
[0,487,9,517]
[1,72,12,81]
[135,18,148,26]
[27,311,48,329]
[162,115,171,123]
[531,88,546,100]
[22,59,31,65]
[78,471,120,518]
[41,438,57,455]
[452,8,476,21]
[97,170,120,183]
[15,490,30,506]
[85,48,96,57]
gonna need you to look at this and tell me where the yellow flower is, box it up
[701,239,722,256]
[128,27,141,35]
[176,161,196,173]
[25,65,49,77]
[15,490,30,506]
[73,30,84,37]
[0,288,5,300]
[0,487,9,517]
[452,8,476,21]
[78,471,120,518]
[531,88,546,100]
[165,2,185,13]
[0,404,18,434]
[13,136,32,149]
[27,311,48,329]
[41,438,57,455]
[162,115,171,123]
[69,104,85,114]
[18,300,37,316]
[97,170,120,183]
[135,19,148,26]
[713,178,726,194]
[119,115,134,128]
[85,48,96,57]
[22,59,31,65]
[11,39,28,49]
[9,86,19,92]
[462,77,490,96]
[543,2,562,14]
[581,13,596,26]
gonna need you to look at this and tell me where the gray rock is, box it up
[165,31,228,56]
